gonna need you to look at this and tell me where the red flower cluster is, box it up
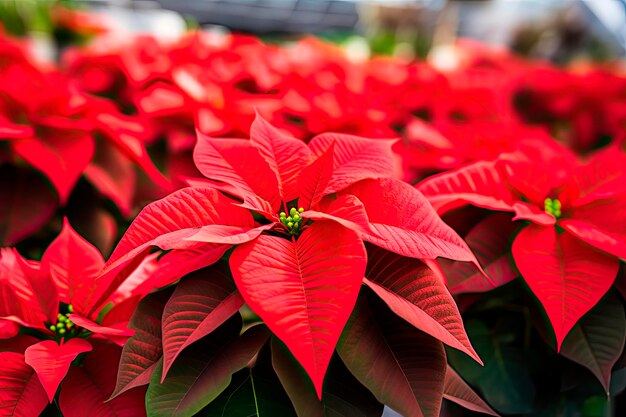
[419,142,626,391]
[0,24,625,417]
[3,29,626,248]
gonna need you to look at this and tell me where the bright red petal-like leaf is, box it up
[364,245,480,363]
[193,134,280,210]
[250,113,311,202]
[344,178,480,264]
[0,166,56,246]
[511,225,619,349]
[230,222,366,398]
[0,122,33,139]
[41,219,105,305]
[24,338,92,401]
[59,341,147,417]
[68,315,134,338]
[0,352,48,417]
[0,319,19,339]
[236,194,277,222]
[405,118,454,149]
[0,248,58,325]
[511,202,556,226]
[161,268,244,379]
[12,133,94,204]
[308,132,396,194]
[125,244,232,301]
[104,187,253,273]
[559,145,626,207]
[417,160,517,215]
[104,253,160,308]
[443,366,499,416]
[146,321,269,417]
[183,223,274,245]
[297,141,334,210]
[304,194,373,236]
[83,251,157,317]
[560,292,626,393]
[440,213,518,295]
[112,291,170,399]
[498,154,568,206]
[560,196,626,260]
[337,295,447,417]
[136,82,187,115]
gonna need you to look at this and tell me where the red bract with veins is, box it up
[0,219,159,416]
[103,114,482,398]
[418,144,626,349]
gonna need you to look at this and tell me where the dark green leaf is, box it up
[146,319,269,417]
[198,369,297,417]
[271,338,383,417]
[561,292,626,393]
[447,320,536,414]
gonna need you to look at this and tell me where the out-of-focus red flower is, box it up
[0,30,171,245]
[516,65,626,152]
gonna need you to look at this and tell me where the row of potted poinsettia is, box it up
[2,113,625,416]
[1,24,625,416]
[2,114,497,417]
[2,27,625,254]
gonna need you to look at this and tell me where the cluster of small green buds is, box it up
[279,207,305,235]
[49,304,79,339]
[544,198,562,219]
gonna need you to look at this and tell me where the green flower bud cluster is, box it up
[49,304,79,339]
[279,207,305,235]
[544,198,562,219]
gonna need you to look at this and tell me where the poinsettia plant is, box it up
[1,17,626,416]
[417,143,626,414]
[0,219,164,416]
[101,114,500,416]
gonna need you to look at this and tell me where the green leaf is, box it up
[560,292,626,393]
[271,338,383,417]
[447,320,536,415]
[146,319,269,417]
[198,369,297,417]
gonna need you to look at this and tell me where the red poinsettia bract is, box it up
[0,220,159,416]
[103,114,482,398]
[418,145,626,349]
